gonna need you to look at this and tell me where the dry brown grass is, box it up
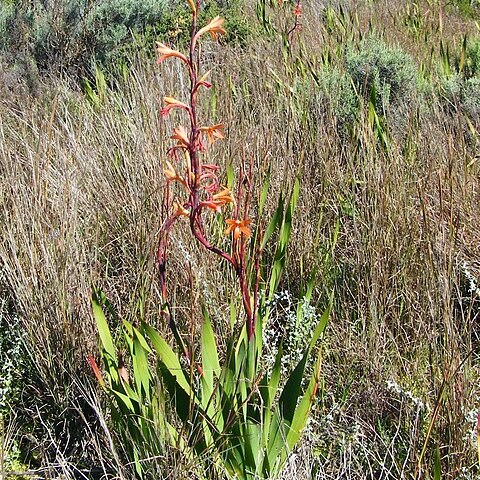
[1,0,479,477]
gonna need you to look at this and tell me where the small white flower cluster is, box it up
[0,311,24,412]
[457,466,480,480]
[462,261,480,297]
[463,405,480,449]
[175,238,195,266]
[262,290,319,378]
[302,401,365,457]
[386,379,426,410]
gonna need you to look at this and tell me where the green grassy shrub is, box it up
[345,36,417,112]
[464,38,480,78]
[83,0,168,66]
[460,75,480,118]
[450,0,480,18]
[0,1,13,50]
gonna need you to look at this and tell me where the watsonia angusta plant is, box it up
[90,1,330,478]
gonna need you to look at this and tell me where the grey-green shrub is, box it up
[439,73,480,120]
[460,76,480,119]
[346,36,417,112]
[312,64,359,127]
[84,0,168,66]
[0,0,168,76]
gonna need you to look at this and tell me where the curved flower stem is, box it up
[157,0,256,341]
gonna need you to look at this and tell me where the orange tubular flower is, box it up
[161,97,191,117]
[200,124,224,144]
[213,186,234,205]
[293,2,302,16]
[202,163,220,172]
[194,16,226,42]
[172,200,190,217]
[200,199,223,213]
[156,42,190,65]
[164,160,185,184]
[225,218,252,241]
[171,126,190,148]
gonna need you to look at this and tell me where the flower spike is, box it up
[194,16,226,42]
[156,42,190,65]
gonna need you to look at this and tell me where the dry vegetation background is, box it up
[0,0,480,478]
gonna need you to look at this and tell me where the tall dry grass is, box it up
[0,0,479,477]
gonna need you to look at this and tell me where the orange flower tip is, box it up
[173,201,190,217]
[164,96,183,105]
[197,71,211,88]
[213,186,235,204]
[196,80,212,90]
[164,160,183,182]
[194,16,226,42]
[293,2,302,15]
[161,97,190,117]
[88,355,105,387]
[186,0,196,13]
[156,42,189,64]
[171,126,190,146]
[202,163,220,171]
[200,124,225,144]
[200,200,223,213]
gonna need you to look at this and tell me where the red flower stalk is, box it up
[287,0,303,39]
[156,1,257,340]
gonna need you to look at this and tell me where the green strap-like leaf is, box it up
[110,389,136,413]
[286,355,321,451]
[258,169,271,219]
[92,292,116,360]
[132,334,151,401]
[201,306,221,426]
[142,323,193,398]
[307,304,331,355]
[243,419,262,475]
[267,344,283,410]
[260,194,284,250]
[201,306,221,382]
